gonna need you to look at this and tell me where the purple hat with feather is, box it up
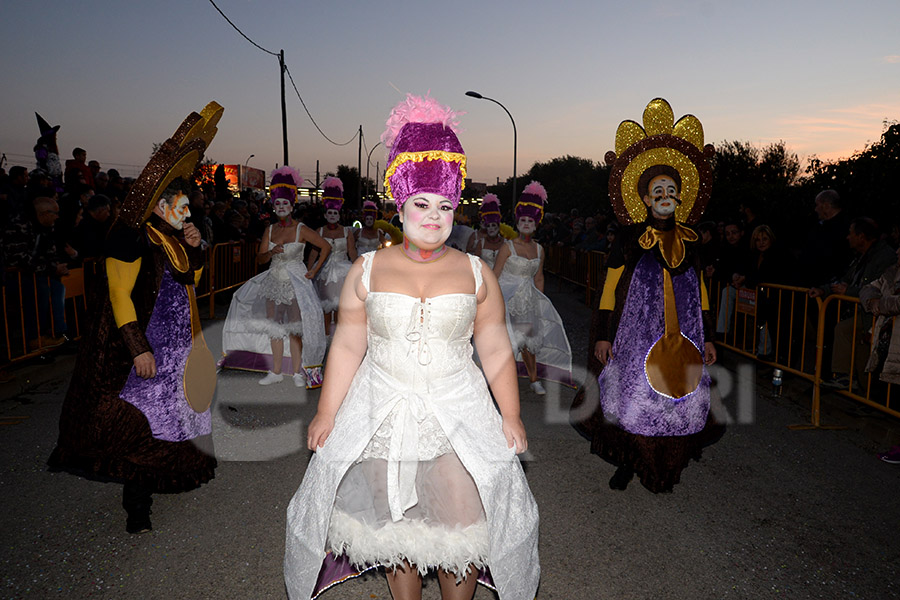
[480,193,501,224]
[515,181,548,225]
[382,93,467,210]
[322,176,344,211]
[270,165,303,203]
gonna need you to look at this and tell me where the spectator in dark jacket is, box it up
[796,189,852,287]
[71,194,112,261]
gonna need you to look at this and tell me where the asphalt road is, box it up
[1,278,898,599]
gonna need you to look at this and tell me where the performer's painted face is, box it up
[364,214,375,227]
[162,194,191,230]
[325,209,341,225]
[400,193,454,248]
[643,175,680,218]
[484,221,500,238]
[517,216,536,235]
[273,198,293,218]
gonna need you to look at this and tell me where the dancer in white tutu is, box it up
[284,93,539,600]
[220,166,332,388]
[493,181,574,395]
[466,193,505,269]
[354,200,386,254]
[308,177,357,335]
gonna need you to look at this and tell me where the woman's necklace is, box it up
[277,217,293,228]
[401,236,449,263]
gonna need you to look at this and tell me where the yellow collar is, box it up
[638,222,698,269]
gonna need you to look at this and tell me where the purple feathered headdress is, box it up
[362,200,378,216]
[270,165,303,203]
[382,93,466,210]
[322,176,344,211]
[515,181,548,224]
[480,193,501,224]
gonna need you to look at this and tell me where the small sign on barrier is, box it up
[736,287,757,315]
[232,246,241,263]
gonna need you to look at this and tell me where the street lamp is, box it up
[465,90,517,210]
[366,142,382,202]
[244,154,255,166]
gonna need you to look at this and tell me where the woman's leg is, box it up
[269,338,284,374]
[521,349,538,382]
[289,334,302,375]
[437,569,477,600]
[384,561,422,600]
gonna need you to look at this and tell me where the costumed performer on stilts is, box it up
[493,182,574,396]
[466,193,504,269]
[284,93,539,600]
[355,200,386,253]
[308,177,357,336]
[48,102,223,533]
[220,166,331,389]
[570,97,724,493]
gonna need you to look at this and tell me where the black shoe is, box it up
[123,481,153,534]
[609,465,634,490]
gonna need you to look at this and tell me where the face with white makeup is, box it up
[364,214,375,228]
[517,216,537,236]
[482,221,500,238]
[399,193,454,249]
[156,193,191,230]
[642,174,680,219]
[273,198,293,219]
[325,208,341,225]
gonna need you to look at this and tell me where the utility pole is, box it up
[279,50,288,166]
[357,125,363,210]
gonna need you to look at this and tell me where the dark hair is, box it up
[637,165,681,198]
[87,194,111,212]
[850,217,879,241]
[73,147,86,157]
[9,165,27,180]
[816,189,841,209]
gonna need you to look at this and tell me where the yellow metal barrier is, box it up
[206,240,260,318]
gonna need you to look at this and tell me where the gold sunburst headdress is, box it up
[119,101,224,228]
[605,98,714,226]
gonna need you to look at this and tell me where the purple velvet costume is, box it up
[598,253,710,436]
[119,270,211,442]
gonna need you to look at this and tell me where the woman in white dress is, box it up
[308,177,357,335]
[493,181,574,395]
[220,166,331,388]
[355,200,385,254]
[465,193,505,269]
[285,94,539,600]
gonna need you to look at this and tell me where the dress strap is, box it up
[294,222,303,243]
[537,242,542,259]
[361,251,375,292]
[507,239,517,257]
[468,254,484,295]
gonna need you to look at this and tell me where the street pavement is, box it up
[1,277,899,599]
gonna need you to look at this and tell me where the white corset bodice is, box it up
[356,234,380,254]
[502,244,540,279]
[324,230,350,262]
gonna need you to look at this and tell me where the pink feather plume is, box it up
[270,165,303,187]
[522,181,547,203]
[322,176,344,192]
[381,93,464,150]
[482,193,499,205]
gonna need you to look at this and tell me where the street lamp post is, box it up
[465,91,517,210]
[366,142,382,202]
[244,154,255,166]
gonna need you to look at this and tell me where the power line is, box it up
[283,64,358,147]
[207,0,278,56]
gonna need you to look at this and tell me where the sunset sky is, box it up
[2,0,898,187]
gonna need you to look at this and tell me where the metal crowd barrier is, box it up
[542,245,899,426]
[2,240,260,365]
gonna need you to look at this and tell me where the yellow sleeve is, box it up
[194,266,203,287]
[599,266,625,311]
[106,257,141,328]
[700,272,710,311]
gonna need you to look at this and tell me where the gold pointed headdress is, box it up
[605,98,714,225]
[119,101,224,228]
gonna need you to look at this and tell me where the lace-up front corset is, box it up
[365,292,477,385]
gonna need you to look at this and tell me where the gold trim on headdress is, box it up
[605,98,714,226]
[383,150,467,200]
[119,102,223,228]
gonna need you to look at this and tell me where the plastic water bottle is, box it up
[772,368,783,396]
